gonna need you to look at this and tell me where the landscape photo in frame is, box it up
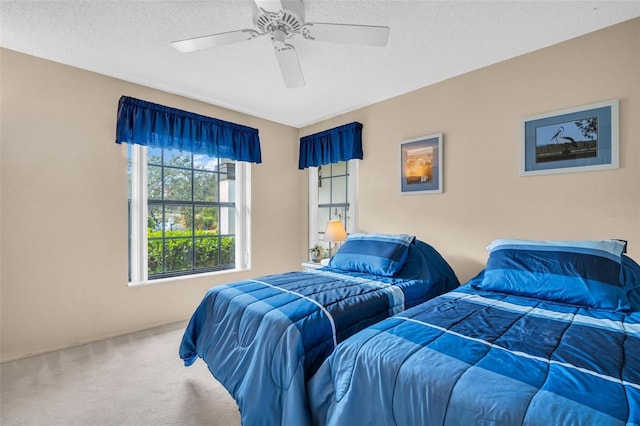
[400,133,442,194]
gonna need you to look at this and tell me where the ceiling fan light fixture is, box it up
[272,29,287,49]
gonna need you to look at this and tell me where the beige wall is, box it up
[302,18,640,283]
[2,18,639,362]
[0,49,306,362]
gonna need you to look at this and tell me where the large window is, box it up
[128,144,249,283]
[308,160,358,252]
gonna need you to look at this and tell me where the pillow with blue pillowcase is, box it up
[328,233,415,277]
[473,239,631,311]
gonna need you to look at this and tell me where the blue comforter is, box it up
[308,282,640,425]
[180,240,458,426]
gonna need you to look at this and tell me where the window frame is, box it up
[128,145,250,286]
[308,160,359,249]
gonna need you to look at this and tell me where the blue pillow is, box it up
[474,239,629,311]
[328,233,415,277]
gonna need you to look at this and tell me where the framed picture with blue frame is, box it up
[521,99,619,176]
[400,133,442,194]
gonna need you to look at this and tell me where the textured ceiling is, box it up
[1,0,639,128]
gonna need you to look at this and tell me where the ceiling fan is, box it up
[171,0,390,88]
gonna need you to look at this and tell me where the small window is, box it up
[128,145,249,283]
[308,160,358,252]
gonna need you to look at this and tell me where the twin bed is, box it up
[180,234,459,425]
[181,236,640,425]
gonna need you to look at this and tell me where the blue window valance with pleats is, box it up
[298,122,363,169]
[115,96,262,164]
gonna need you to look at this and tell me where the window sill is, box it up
[128,267,248,287]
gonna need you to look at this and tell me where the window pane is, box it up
[148,165,162,200]
[193,154,218,171]
[220,161,235,203]
[147,238,163,275]
[164,168,191,201]
[148,204,163,232]
[220,206,235,235]
[331,176,347,203]
[330,207,348,224]
[220,176,235,203]
[148,147,163,165]
[195,206,218,232]
[318,207,330,235]
[219,160,235,178]
[164,150,191,168]
[195,237,219,268]
[332,161,347,175]
[319,178,331,204]
[194,171,218,202]
[165,204,192,234]
[221,236,235,266]
[164,238,193,272]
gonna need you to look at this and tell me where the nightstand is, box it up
[302,261,324,270]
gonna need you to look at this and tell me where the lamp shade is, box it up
[324,220,347,243]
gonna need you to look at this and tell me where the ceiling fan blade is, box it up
[253,0,284,14]
[274,41,305,88]
[171,29,259,53]
[302,23,390,47]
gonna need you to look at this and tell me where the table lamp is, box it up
[324,219,347,257]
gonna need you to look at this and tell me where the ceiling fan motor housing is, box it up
[171,0,389,88]
[253,0,305,37]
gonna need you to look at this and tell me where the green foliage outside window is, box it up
[147,229,235,275]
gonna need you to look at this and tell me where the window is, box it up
[128,144,250,283]
[308,160,358,251]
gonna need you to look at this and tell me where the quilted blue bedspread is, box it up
[308,282,640,426]
[180,241,458,426]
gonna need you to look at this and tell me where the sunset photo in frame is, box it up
[521,99,619,176]
[400,133,442,194]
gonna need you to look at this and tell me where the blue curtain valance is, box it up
[115,96,262,164]
[298,122,363,169]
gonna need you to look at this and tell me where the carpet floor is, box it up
[1,321,241,426]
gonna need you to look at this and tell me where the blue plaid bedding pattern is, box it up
[308,284,640,426]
